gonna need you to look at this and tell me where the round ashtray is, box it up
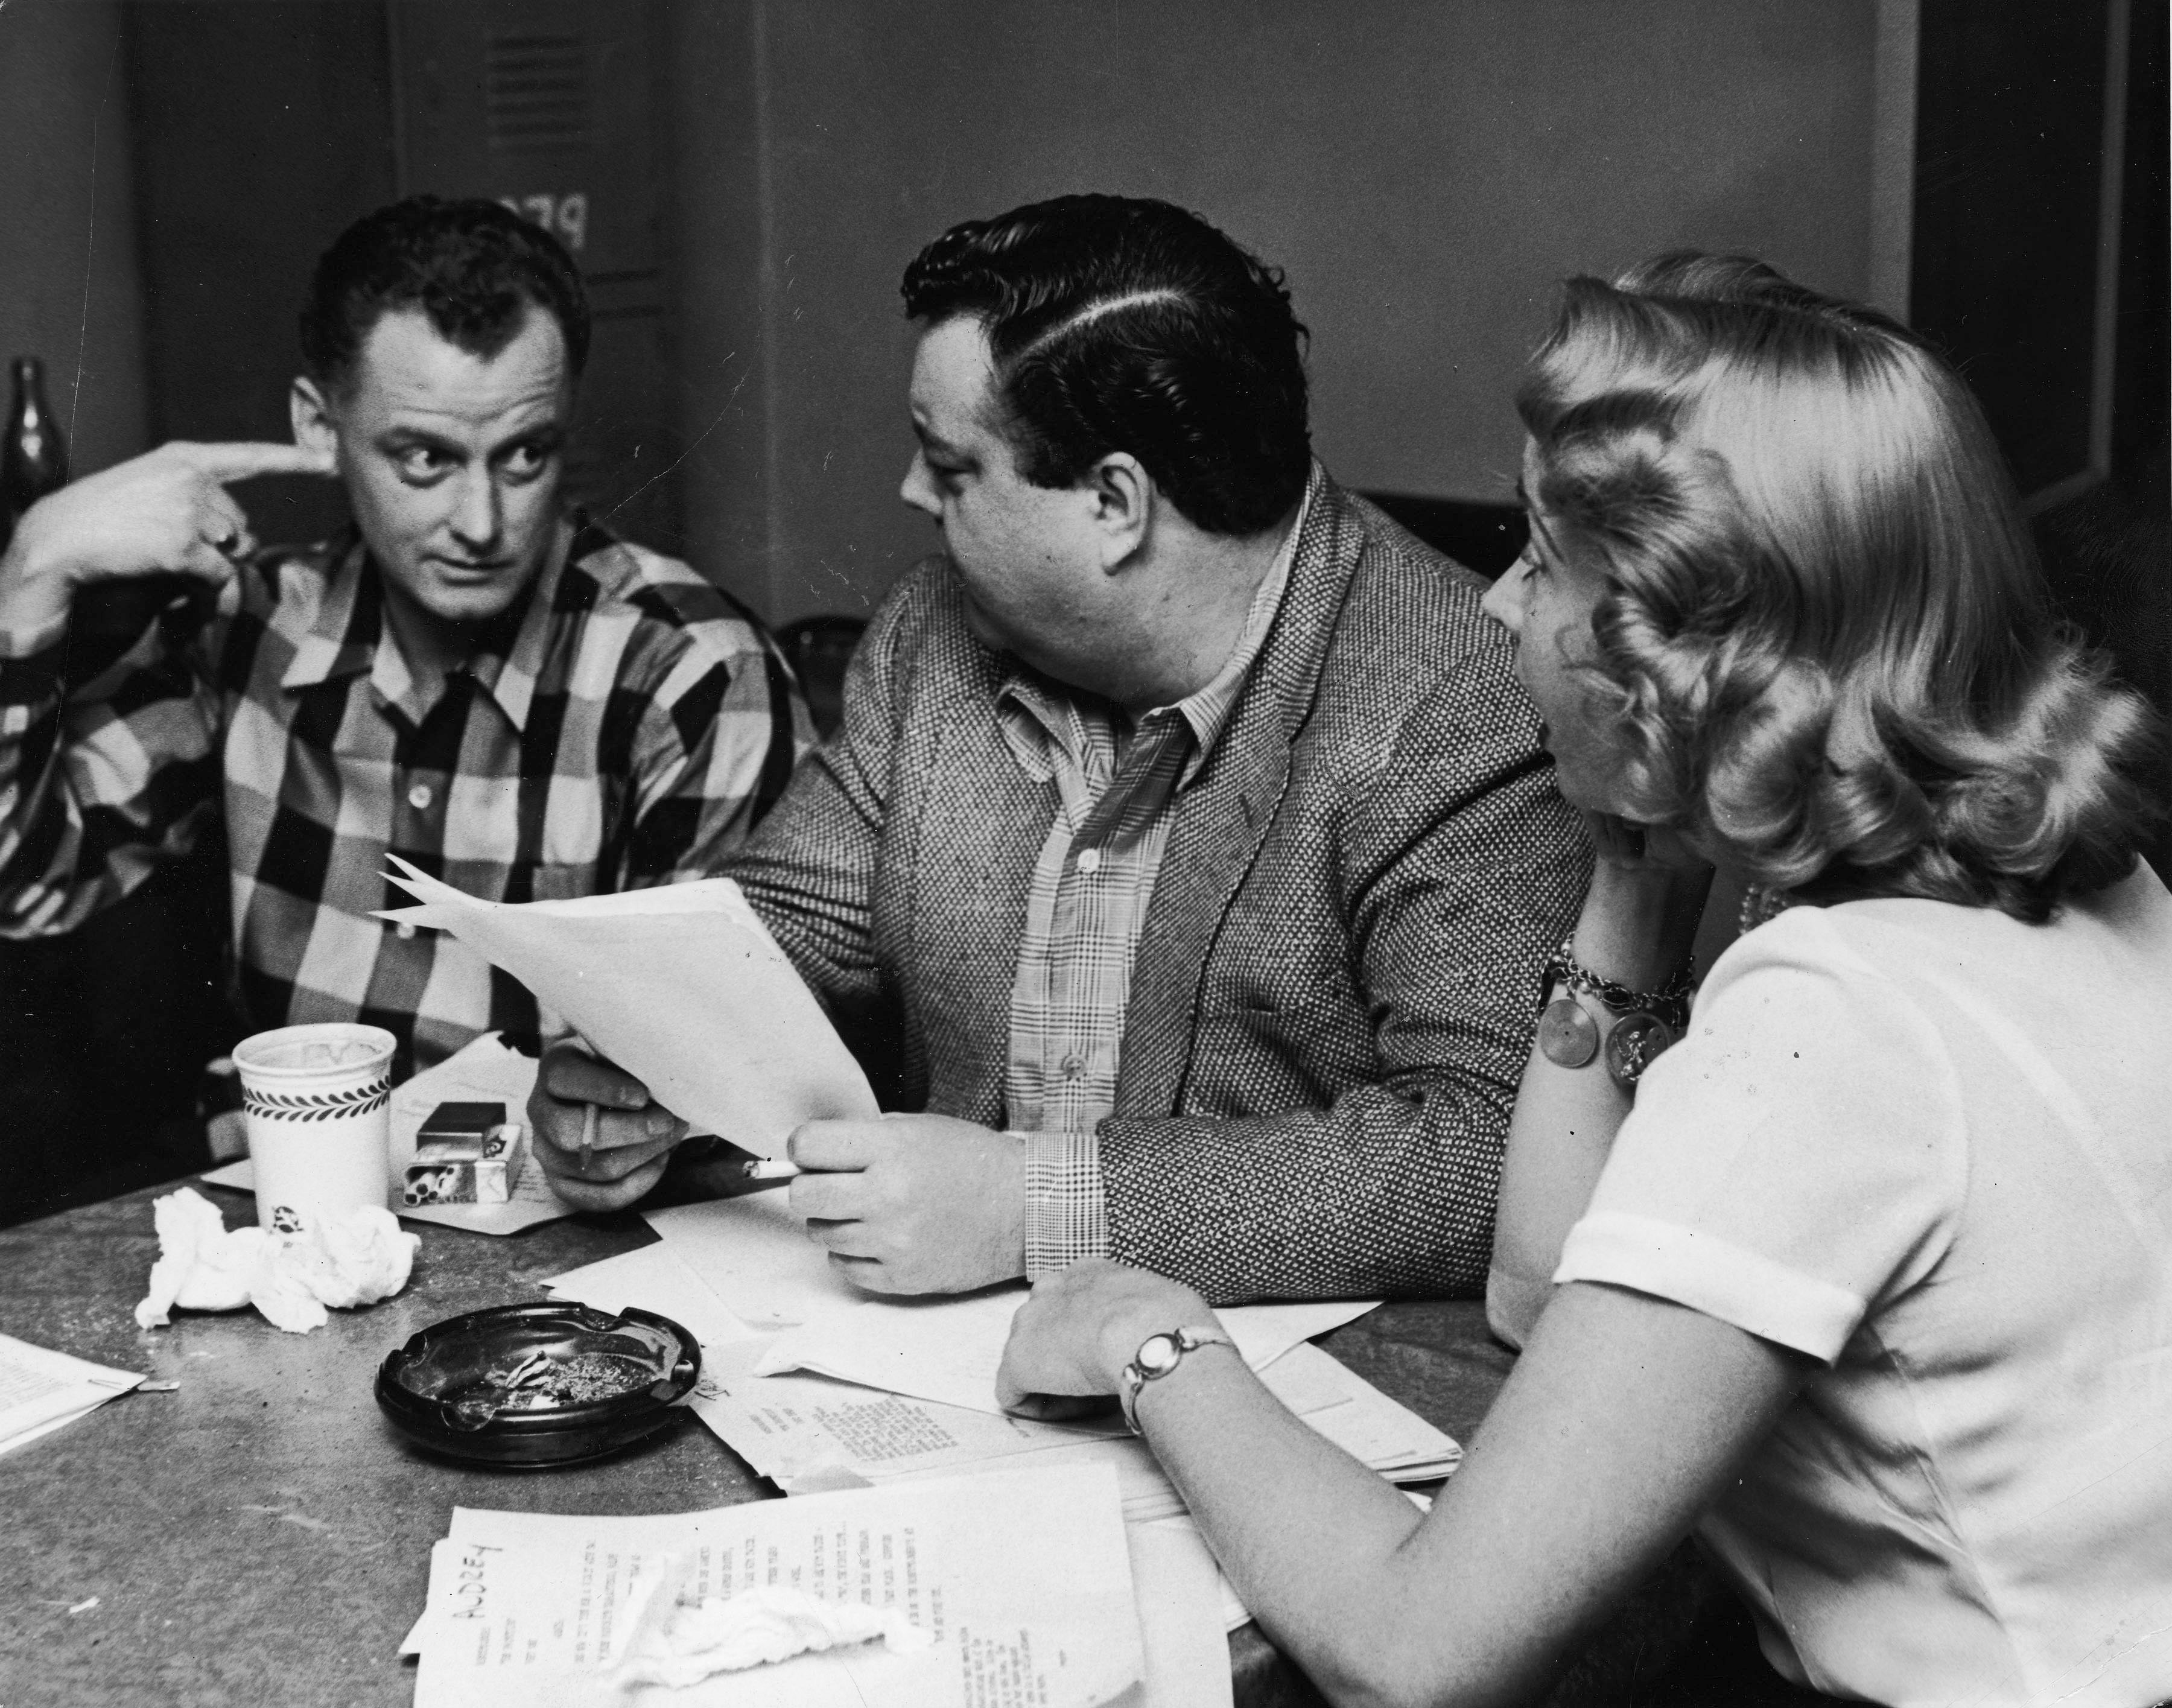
[376,1301,701,1468]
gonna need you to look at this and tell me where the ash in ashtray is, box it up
[524,1353,655,1403]
[454,1350,658,1418]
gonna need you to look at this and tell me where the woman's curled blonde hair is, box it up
[1520,253,2164,921]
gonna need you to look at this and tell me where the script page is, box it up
[379,862,877,1156]
[409,1463,1143,1708]
[0,1335,144,1457]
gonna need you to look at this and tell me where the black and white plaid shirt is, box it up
[0,517,808,1076]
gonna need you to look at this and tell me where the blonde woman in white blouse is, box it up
[997,255,2172,1708]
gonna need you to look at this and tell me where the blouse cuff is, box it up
[1555,1209,1866,1363]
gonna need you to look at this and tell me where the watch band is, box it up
[1118,1324,1234,1432]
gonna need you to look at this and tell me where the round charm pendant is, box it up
[1604,1009,1679,1088]
[1538,996,1601,1068]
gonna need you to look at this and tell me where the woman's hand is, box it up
[1582,811,1707,874]
[996,1259,1218,1415]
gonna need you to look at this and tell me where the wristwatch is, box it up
[1118,1325,1234,1432]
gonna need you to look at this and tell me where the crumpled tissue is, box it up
[609,1556,933,1691]
[134,1186,419,1334]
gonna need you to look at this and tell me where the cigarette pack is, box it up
[403,1102,526,1205]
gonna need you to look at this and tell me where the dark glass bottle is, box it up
[1,355,68,547]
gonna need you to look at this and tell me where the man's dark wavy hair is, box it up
[900,194,1312,536]
[299,195,591,390]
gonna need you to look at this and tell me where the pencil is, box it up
[579,1100,597,1172]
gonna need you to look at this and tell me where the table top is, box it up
[0,1176,1515,1708]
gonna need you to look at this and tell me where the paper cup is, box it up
[233,1023,396,1233]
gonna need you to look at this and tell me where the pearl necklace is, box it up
[1737,883,1795,936]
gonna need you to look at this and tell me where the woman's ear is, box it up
[288,378,341,472]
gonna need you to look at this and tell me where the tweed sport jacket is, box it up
[730,468,1589,1303]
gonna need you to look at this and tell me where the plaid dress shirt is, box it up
[0,517,807,1076]
[1000,504,1300,1274]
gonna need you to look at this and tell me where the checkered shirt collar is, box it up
[274,518,577,733]
[997,481,1307,784]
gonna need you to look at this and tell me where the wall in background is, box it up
[125,0,681,555]
[21,0,1906,621]
[126,0,398,547]
[0,0,149,480]
[672,0,1897,624]
[1911,0,2124,505]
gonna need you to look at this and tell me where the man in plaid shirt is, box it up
[532,196,1588,1309]
[0,198,805,1081]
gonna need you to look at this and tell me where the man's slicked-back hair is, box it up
[900,194,1312,536]
[299,195,591,392]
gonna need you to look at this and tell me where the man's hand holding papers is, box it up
[375,860,882,1214]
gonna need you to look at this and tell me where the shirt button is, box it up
[407,781,434,811]
[395,921,418,941]
[1059,1053,1086,1080]
[1075,847,1101,874]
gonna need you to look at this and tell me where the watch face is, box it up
[1135,1333,1184,1376]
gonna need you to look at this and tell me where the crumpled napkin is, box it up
[609,1557,932,1691]
[135,1186,419,1334]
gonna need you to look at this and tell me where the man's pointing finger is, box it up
[174,441,339,483]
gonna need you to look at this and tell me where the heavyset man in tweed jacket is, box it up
[533,196,1588,1305]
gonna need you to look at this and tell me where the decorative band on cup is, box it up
[241,1077,392,1122]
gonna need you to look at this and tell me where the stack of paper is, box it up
[542,1221,1461,1526]
[543,1236,1457,1641]
[638,1191,1378,1409]
[546,1240,1131,1487]
[399,1461,1231,1707]
[0,1333,145,1457]
[377,863,878,1157]
[856,1345,1461,1528]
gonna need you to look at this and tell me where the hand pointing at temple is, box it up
[0,440,337,632]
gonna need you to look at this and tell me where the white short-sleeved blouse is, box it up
[1556,863,2172,1707]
